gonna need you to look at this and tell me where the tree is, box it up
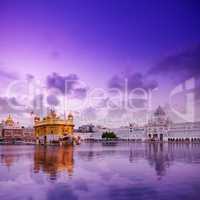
[102,132,117,140]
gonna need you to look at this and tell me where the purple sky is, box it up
[0,0,200,126]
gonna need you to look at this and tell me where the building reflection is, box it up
[1,142,200,181]
[129,143,200,178]
[145,143,170,177]
[128,143,171,178]
[0,146,33,168]
[34,145,74,179]
[1,153,18,168]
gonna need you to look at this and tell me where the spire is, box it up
[64,109,66,120]
[154,106,166,116]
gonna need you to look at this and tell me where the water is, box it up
[0,142,200,200]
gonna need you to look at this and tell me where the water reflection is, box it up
[0,143,200,200]
[0,145,33,168]
[34,145,74,179]
[77,142,200,179]
[145,143,170,177]
[1,152,18,168]
[1,143,200,180]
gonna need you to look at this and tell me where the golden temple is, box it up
[34,110,75,144]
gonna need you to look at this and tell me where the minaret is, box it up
[66,112,74,134]
[64,110,66,120]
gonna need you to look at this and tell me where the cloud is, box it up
[148,45,200,121]
[50,51,62,60]
[108,72,158,91]
[0,96,27,114]
[46,73,88,98]
[31,94,52,116]
[73,88,88,99]
[0,96,33,125]
[47,94,60,106]
[106,107,126,119]
[81,107,97,121]
[26,74,35,81]
[148,45,200,83]
[0,67,18,80]
[107,72,157,111]
[46,73,77,94]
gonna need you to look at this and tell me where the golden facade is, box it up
[5,114,15,126]
[34,110,74,143]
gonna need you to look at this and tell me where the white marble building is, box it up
[146,106,171,141]
[77,106,200,142]
[146,106,200,142]
[168,121,200,141]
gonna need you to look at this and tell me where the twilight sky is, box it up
[0,0,200,127]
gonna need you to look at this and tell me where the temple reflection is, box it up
[1,142,200,181]
[0,146,32,168]
[34,145,74,179]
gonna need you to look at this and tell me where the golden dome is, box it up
[68,112,73,119]
[47,110,57,119]
[34,116,40,122]
[5,114,14,126]
[68,112,73,116]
